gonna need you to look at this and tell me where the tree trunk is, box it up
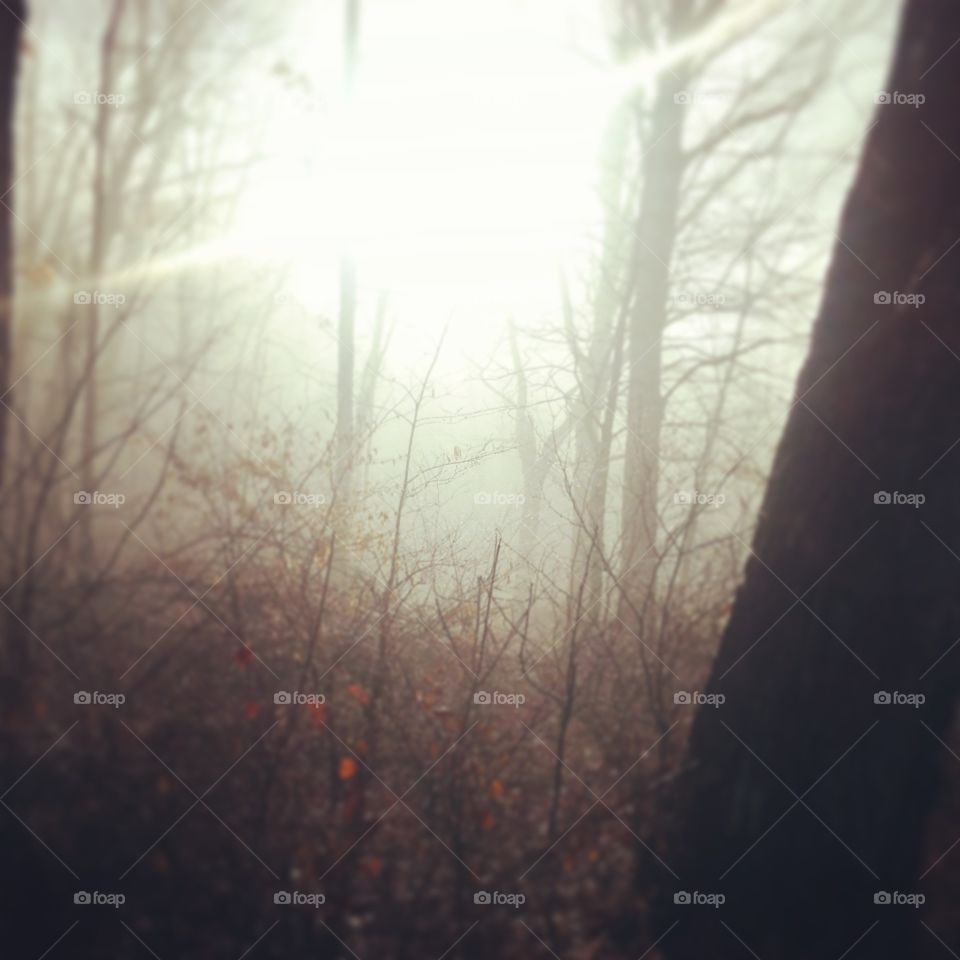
[355,290,388,492]
[336,254,356,486]
[572,98,630,612]
[619,68,687,623]
[660,4,960,958]
[79,0,124,557]
[0,0,23,487]
[335,0,360,495]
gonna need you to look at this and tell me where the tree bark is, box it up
[0,0,23,486]
[660,4,960,958]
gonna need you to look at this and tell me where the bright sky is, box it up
[231,0,612,367]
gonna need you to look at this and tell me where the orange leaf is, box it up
[346,683,370,705]
[307,703,327,726]
[244,700,260,720]
[338,757,359,780]
[479,811,495,831]
[489,779,505,800]
[360,856,383,878]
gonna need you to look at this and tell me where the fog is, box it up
[10,1,955,958]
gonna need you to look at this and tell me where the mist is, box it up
[5,2,960,959]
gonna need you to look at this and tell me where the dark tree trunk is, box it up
[660,3,960,958]
[0,0,23,486]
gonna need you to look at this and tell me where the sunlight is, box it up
[229,0,787,347]
[230,0,611,346]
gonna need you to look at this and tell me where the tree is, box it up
[335,0,360,493]
[0,0,24,485]
[661,3,960,957]
[561,0,842,632]
[619,2,700,610]
[79,0,125,554]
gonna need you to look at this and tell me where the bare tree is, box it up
[619,3,710,610]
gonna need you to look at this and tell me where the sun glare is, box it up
[230,0,611,351]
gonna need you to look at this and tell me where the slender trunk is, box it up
[509,322,545,556]
[572,100,631,610]
[355,290,387,492]
[336,254,355,489]
[662,5,960,957]
[0,0,23,488]
[80,0,124,554]
[335,0,360,493]
[619,70,687,623]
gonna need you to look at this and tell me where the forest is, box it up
[2,1,960,958]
